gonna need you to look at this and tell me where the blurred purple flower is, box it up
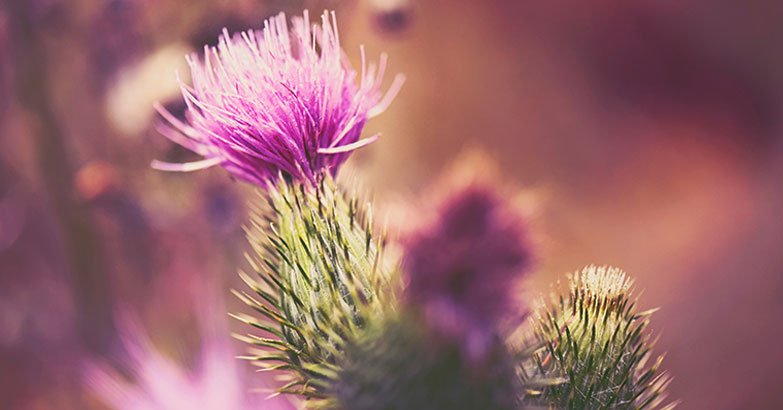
[153,10,404,187]
[403,185,532,360]
[85,292,291,410]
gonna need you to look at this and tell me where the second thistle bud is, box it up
[524,266,676,410]
[402,184,533,361]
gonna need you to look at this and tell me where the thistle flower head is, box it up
[403,185,532,359]
[153,10,404,187]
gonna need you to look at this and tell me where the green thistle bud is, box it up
[233,174,398,401]
[523,266,677,410]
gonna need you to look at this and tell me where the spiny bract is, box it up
[233,174,397,401]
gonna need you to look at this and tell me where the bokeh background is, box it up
[1,0,781,409]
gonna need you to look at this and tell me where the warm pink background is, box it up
[1,1,780,409]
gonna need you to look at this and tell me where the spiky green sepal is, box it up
[235,175,398,401]
[522,266,676,410]
[325,312,519,410]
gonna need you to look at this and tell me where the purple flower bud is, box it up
[153,11,404,187]
[403,185,532,360]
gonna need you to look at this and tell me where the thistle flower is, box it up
[152,10,404,187]
[403,185,532,360]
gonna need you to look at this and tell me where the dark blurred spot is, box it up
[0,162,25,251]
[106,0,132,13]
[202,184,240,235]
[371,0,414,35]
[88,0,143,91]
[160,98,187,119]
[446,268,474,298]
[0,160,12,197]
[441,188,494,237]
[28,0,69,30]
[190,14,260,49]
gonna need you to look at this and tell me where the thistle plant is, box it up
[146,8,678,410]
[150,9,404,403]
[522,266,676,410]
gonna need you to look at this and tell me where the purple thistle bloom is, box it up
[152,10,404,186]
[403,185,532,360]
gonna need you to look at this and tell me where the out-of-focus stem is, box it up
[5,1,114,353]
